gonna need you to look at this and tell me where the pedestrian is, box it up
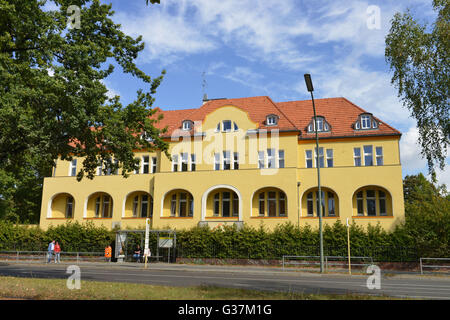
[105,245,112,263]
[54,241,61,263]
[133,244,141,263]
[47,240,55,263]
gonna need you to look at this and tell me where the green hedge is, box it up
[0,218,447,262]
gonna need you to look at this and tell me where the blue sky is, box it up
[54,0,450,186]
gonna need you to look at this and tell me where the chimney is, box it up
[202,93,208,104]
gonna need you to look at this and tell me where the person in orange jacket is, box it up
[105,245,112,262]
[54,241,61,263]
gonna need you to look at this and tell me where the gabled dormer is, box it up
[354,113,379,130]
[265,114,279,126]
[306,116,330,133]
[182,120,193,131]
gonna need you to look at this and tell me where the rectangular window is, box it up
[113,159,119,175]
[214,153,221,171]
[279,192,286,216]
[133,196,139,217]
[70,159,77,177]
[181,153,188,172]
[214,193,220,216]
[278,150,285,168]
[151,157,157,173]
[364,145,373,166]
[356,191,364,216]
[379,191,386,215]
[306,150,313,168]
[190,154,196,171]
[268,192,277,217]
[142,156,150,174]
[327,192,335,216]
[307,193,314,216]
[223,151,231,170]
[105,159,113,175]
[316,191,325,217]
[188,196,193,217]
[267,149,275,168]
[258,151,265,169]
[258,193,265,216]
[95,197,101,217]
[97,163,102,176]
[170,194,177,216]
[102,196,110,218]
[179,193,187,217]
[366,190,376,216]
[66,197,74,218]
[232,193,239,217]
[361,115,371,129]
[222,192,230,217]
[315,147,324,168]
[326,149,333,167]
[233,152,239,170]
[376,147,383,166]
[172,155,178,172]
[141,195,148,218]
[135,158,140,174]
[222,120,232,132]
[354,148,361,167]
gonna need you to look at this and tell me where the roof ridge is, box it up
[264,96,299,130]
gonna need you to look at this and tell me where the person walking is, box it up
[54,241,61,263]
[105,245,112,263]
[47,240,55,263]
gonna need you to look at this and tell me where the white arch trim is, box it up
[47,192,74,218]
[160,188,194,218]
[122,190,152,218]
[83,191,114,219]
[201,184,243,221]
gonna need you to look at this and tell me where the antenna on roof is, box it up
[202,71,208,103]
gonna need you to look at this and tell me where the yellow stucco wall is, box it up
[39,105,404,232]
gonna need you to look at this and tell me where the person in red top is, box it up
[54,241,61,263]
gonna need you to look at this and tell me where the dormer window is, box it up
[216,120,239,132]
[266,115,278,126]
[354,113,378,131]
[182,120,193,131]
[307,116,330,133]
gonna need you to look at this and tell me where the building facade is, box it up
[39,96,405,231]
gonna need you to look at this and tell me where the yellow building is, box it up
[39,96,405,231]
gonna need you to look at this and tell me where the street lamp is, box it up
[304,74,324,273]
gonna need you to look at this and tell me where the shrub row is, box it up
[0,219,447,262]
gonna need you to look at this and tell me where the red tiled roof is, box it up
[152,96,401,139]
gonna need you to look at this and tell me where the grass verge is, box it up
[0,276,402,300]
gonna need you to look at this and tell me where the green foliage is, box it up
[385,0,449,176]
[0,0,169,223]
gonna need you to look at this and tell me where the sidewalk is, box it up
[2,258,449,280]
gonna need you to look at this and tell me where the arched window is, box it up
[182,120,193,130]
[307,116,330,133]
[266,114,278,126]
[353,186,392,216]
[215,120,239,132]
[126,192,153,218]
[163,190,194,217]
[210,190,239,217]
[354,113,379,130]
[253,188,287,217]
[86,192,113,218]
[302,187,339,217]
[49,193,75,219]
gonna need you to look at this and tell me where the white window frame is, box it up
[233,152,239,170]
[258,151,265,169]
[172,155,179,172]
[278,150,285,168]
[222,120,232,132]
[379,191,387,216]
[376,147,383,166]
[223,151,231,170]
[306,150,313,168]
[353,147,361,166]
[326,149,333,168]
[69,159,77,177]
[361,115,371,129]
[266,115,277,126]
[267,148,275,168]
[181,153,188,172]
[314,147,324,168]
[190,154,196,171]
[151,157,157,173]
[142,155,150,174]
[214,153,221,171]
[363,145,373,166]
[182,120,192,131]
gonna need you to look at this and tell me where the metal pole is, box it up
[310,91,324,273]
[347,218,352,275]
[297,182,300,228]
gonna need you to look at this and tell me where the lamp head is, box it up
[304,74,314,92]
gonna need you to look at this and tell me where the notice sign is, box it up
[159,237,173,248]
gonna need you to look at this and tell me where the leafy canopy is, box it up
[0,0,167,222]
[385,0,449,178]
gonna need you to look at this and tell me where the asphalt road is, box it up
[0,262,449,300]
